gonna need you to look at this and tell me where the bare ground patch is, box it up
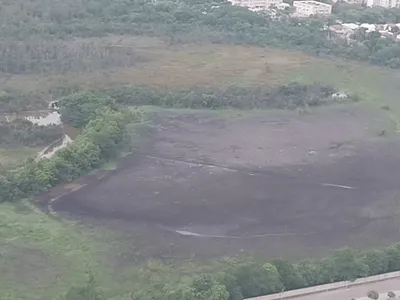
[45,106,400,263]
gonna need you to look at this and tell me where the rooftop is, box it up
[293,0,332,7]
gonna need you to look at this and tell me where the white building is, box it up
[332,0,365,5]
[228,0,283,11]
[342,23,359,31]
[360,23,376,32]
[292,1,332,17]
[345,0,365,4]
[276,2,291,9]
[329,23,358,40]
[366,0,400,7]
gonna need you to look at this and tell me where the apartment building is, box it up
[366,0,400,7]
[344,0,365,4]
[228,0,283,11]
[332,0,365,5]
[293,0,332,17]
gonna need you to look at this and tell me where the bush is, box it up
[213,243,400,299]
[385,243,400,272]
[68,243,400,300]
[363,249,389,276]
[273,259,306,290]
[59,92,116,128]
[330,247,369,281]
[104,83,344,110]
[367,290,379,300]
[65,274,103,300]
[0,89,46,112]
[229,261,283,298]
[0,106,142,203]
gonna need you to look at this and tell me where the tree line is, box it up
[0,95,143,203]
[64,244,400,300]
[332,5,400,24]
[0,0,399,74]
[78,83,350,113]
[0,89,44,113]
[0,38,146,75]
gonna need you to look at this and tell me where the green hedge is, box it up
[142,245,400,300]
[65,244,400,300]
[58,84,351,122]
[103,83,346,110]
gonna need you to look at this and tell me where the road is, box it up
[248,275,400,300]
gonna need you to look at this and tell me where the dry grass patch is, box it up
[0,147,41,169]
[0,37,311,97]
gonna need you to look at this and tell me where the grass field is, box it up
[2,36,399,124]
[0,147,42,169]
[0,202,108,300]
[2,37,400,299]
[0,200,205,300]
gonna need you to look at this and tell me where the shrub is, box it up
[230,261,283,298]
[363,249,389,276]
[273,259,306,290]
[0,106,142,203]
[385,243,400,272]
[367,290,379,300]
[65,274,103,300]
[104,83,346,110]
[59,92,116,128]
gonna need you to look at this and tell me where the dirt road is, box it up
[249,277,400,300]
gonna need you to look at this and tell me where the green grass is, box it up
[0,199,206,300]
[0,201,115,300]
[101,161,117,171]
[288,60,400,131]
[0,147,41,169]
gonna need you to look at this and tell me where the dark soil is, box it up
[46,107,400,261]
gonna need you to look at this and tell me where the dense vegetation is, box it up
[333,5,400,24]
[59,83,350,126]
[104,83,348,109]
[0,102,142,202]
[65,244,400,300]
[0,89,45,112]
[0,119,62,147]
[0,0,399,74]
